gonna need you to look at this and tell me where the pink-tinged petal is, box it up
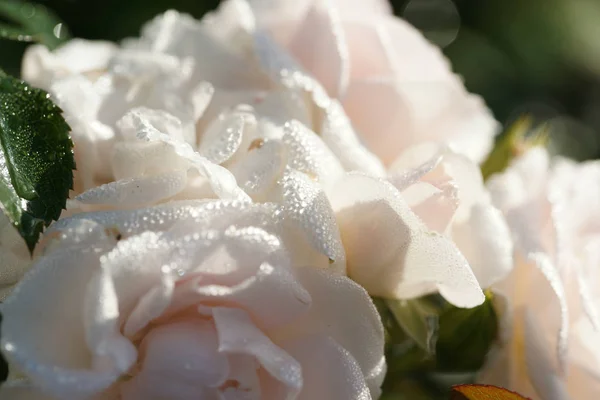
[343,21,396,80]
[389,148,443,191]
[251,31,385,177]
[288,0,350,98]
[451,203,514,288]
[396,146,485,223]
[525,253,569,375]
[198,108,254,165]
[403,181,458,234]
[523,311,570,400]
[98,230,198,330]
[277,169,346,272]
[487,147,550,211]
[327,173,484,307]
[74,170,188,208]
[566,363,600,400]
[282,335,372,400]
[439,151,487,222]
[120,108,250,201]
[273,268,385,397]
[570,317,600,384]
[168,260,311,331]
[281,120,345,183]
[156,222,311,329]
[213,307,303,397]
[164,221,284,280]
[382,17,457,81]
[1,248,133,399]
[123,276,174,338]
[84,268,138,373]
[574,238,600,331]
[342,78,412,165]
[344,44,497,165]
[229,140,287,201]
[320,100,386,177]
[121,319,229,400]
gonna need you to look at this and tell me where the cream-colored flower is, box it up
[246,0,499,165]
[16,2,502,308]
[0,201,385,400]
[479,148,600,400]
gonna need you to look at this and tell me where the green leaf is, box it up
[382,292,499,398]
[480,116,549,180]
[0,0,69,49]
[435,291,499,372]
[386,297,442,355]
[0,70,74,252]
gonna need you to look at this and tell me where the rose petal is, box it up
[523,310,570,400]
[168,259,311,330]
[198,108,254,164]
[121,319,229,400]
[119,107,250,201]
[277,169,346,272]
[281,120,345,183]
[452,203,513,288]
[213,307,303,396]
[327,173,484,307]
[22,40,117,89]
[288,0,349,98]
[272,268,385,397]
[252,31,386,177]
[229,139,287,201]
[75,170,188,208]
[1,248,134,399]
[84,267,138,373]
[282,335,372,400]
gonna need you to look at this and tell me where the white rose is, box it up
[0,200,385,400]
[245,0,499,165]
[479,148,600,399]
[17,3,501,308]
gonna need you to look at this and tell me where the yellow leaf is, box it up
[450,384,531,400]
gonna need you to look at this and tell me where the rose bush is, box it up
[479,148,600,399]
[0,200,386,399]
[0,0,525,398]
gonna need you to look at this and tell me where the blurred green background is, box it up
[2,0,600,160]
